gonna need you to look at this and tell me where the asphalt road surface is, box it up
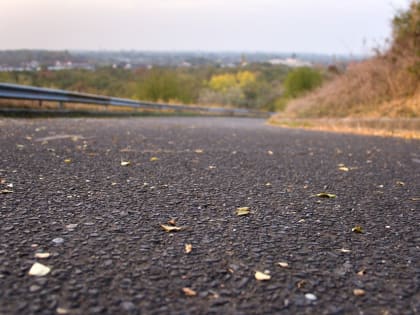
[0,117,419,315]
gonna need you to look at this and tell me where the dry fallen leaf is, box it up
[339,248,351,253]
[267,150,274,155]
[208,165,216,169]
[64,159,72,164]
[56,307,70,315]
[338,166,350,172]
[34,253,51,259]
[352,226,364,233]
[194,149,204,154]
[168,218,177,226]
[316,192,336,198]
[182,287,197,296]
[236,207,250,216]
[296,280,307,289]
[0,178,6,184]
[160,224,183,232]
[357,268,367,276]
[255,271,271,281]
[66,223,78,230]
[28,262,51,276]
[120,161,131,166]
[396,181,405,186]
[278,262,289,268]
[150,157,159,161]
[0,189,13,194]
[184,244,192,254]
[353,288,366,296]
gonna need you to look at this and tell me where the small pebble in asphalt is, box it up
[52,238,64,245]
[305,293,317,301]
[121,301,136,311]
[29,285,41,292]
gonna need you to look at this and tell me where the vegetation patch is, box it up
[277,1,420,120]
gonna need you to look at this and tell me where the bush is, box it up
[284,67,323,98]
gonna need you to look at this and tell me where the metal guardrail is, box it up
[0,82,269,117]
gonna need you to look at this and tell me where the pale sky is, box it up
[0,0,411,54]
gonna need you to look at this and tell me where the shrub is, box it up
[283,67,323,98]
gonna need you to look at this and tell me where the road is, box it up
[0,117,419,315]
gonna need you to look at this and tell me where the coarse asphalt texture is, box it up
[0,117,419,315]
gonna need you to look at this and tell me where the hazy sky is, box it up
[0,0,410,54]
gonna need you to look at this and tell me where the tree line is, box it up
[0,63,324,111]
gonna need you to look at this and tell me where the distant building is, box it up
[268,58,312,67]
[179,61,192,68]
[46,61,94,71]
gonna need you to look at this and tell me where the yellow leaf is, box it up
[182,287,197,296]
[64,159,72,164]
[160,224,182,232]
[56,308,70,315]
[255,271,271,281]
[236,207,250,216]
[34,253,51,259]
[338,166,349,172]
[150,157,159,161]
[316,192,336,198]
[278,262,289,268]
[28,262,51,276]
[352,226,363,233]
[120,161,131,166]
[353,288,366,296]
[184,244,192,254]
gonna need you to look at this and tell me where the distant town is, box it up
[0,50,363,72]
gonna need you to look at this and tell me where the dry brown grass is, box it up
[0,99,140,113]
[282,1,420,120]
[268,117,420,139]
[0,99,192,115]
[283,84,420,119]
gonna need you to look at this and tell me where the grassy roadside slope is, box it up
[270,1,419,138]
